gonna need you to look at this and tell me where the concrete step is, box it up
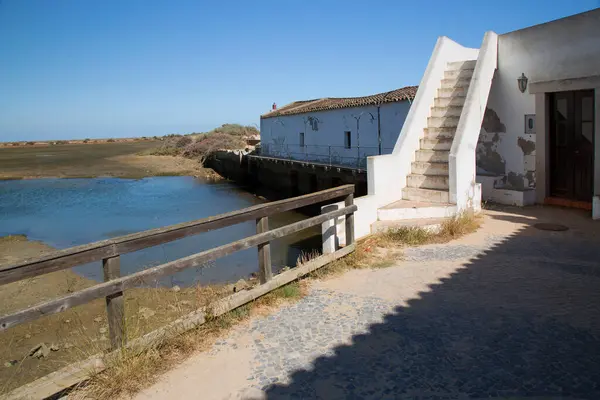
[377,200,457,222]
[437,86,468,98]
[402,187,450,203]
[441,78,471,89]
[372,217,451,234]
[415,149,449,163]
[411,161,449,175]
[424,127,456,139]
[434,96,466,107]
[427,116,460,128]
[420,137,453,151]
[431,106,463,118]
[407,174,450,190]
[444,68,474,80]
[447,60,477,70]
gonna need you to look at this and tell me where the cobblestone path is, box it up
[135,209,600,400]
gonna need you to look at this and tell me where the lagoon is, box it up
[0,177,319,285]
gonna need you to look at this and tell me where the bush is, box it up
[107,138,116,142]
[174,136,192,148]
[26,141,35,146]
[182,132,246,164]
[209,124,258,138]
[148,145,181,156]
[142,124,255,163]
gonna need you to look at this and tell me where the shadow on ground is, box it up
[265,208,600,399]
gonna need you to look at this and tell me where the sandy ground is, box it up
[131,206,600,400]
[0,237,231,394]
[111,154,219,180]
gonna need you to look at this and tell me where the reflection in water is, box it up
[0,177,320,285]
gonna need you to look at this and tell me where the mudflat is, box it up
[0,141,208,179]
[0,235,224,394]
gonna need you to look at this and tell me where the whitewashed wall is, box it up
[260,101,411,168]
[480,9,600,200]
[338,36,480,241]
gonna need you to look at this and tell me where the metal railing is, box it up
[258,144,394,169]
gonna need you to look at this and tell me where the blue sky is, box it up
[0,1,598,141]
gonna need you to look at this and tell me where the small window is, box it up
[299,132,305,147]
[344,131,351,149]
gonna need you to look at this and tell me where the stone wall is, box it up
[207,151,367,199]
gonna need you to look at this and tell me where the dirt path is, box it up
[133,207,600,400]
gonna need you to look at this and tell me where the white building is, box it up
[320,8,600,247]
[260,87,417,168]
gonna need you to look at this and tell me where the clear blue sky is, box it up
[1,0,598,141]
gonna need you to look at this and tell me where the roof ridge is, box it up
[262,85,418,119]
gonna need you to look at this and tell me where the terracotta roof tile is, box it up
[261,86,417,119]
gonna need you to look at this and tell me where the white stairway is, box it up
[373,60,477,231]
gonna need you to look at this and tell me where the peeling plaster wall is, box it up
[482,9,600,196]
[260,101,411,167]
[476,110,506,177]
[482,63,535,192]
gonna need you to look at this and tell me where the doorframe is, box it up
[531,79,599,218]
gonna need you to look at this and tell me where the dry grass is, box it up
[308,235,400,280]
[72,282,304,400]
[383,211,482,247]
[296,249,321,267]
[383,226,433,246]
[438,211,482,240]
[310,211,482,280]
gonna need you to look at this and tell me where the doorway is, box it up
[548,89,595,203]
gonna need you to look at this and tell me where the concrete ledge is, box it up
[485,188,536,206]
[377,201,457,221]
[476,174,504,195]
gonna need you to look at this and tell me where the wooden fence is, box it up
[0,184,356,354]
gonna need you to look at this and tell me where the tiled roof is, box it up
[261,86,418,119]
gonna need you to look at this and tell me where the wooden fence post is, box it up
[345,193,355,246]
[256,216,272,283]
[103,256,126,350]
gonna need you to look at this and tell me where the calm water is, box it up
[0,177,320,285]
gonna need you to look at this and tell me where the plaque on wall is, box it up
[525,114,535,134]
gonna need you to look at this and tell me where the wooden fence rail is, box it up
[0,185,356,352]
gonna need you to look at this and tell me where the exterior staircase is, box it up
[373,60,477,232]
[403,60,476,204]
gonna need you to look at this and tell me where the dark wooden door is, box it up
[549,90,594,201]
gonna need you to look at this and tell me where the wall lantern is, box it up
[517,73,528,93]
